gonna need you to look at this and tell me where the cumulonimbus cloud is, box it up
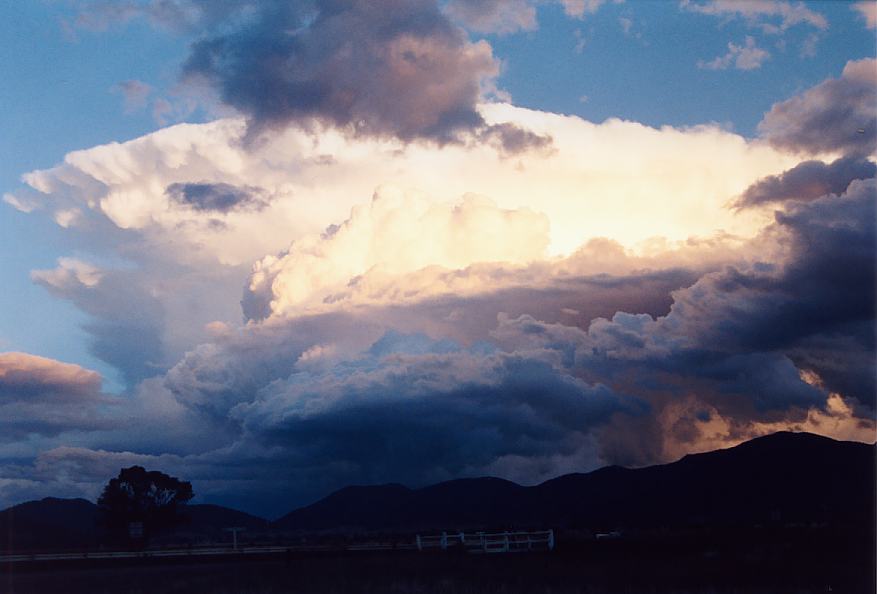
[4,102,797,385]
[2,59,874,515]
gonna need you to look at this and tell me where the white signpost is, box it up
[223,527,245,551]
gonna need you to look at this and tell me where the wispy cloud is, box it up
[852,1,877,29]
[698,36,770,70]
[113,79,152,113]
[681,0,827,34]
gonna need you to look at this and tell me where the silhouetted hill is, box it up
[274,432,875,532]
[276,478,527,531]
[0,498,99,553]
[2,432,873,552]
[0,499,267,553]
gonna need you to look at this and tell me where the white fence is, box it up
[0,543,412,564]
[416,530,554,554]
[0,529,555,563]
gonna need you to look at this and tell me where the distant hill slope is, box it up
[0,497,99,552]
[179,503,268,533]
[274,432,875,532]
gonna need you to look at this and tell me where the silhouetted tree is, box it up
[98,466,193,545]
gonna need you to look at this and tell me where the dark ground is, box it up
[4,528,874,594]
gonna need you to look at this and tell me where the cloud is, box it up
[181,0,511,145]
[10,64,873,513]
[0,353,110,440]
[697,36,770,71]
[166,182,269,213]
[64,0,205,33]
[734,156,876,208]
[560,0,611,19]
[31,259,166,386]
[156,182,872,508]
[445,0,538,34]
[852,1,877,29]
[4,179,873,513]
[758,58,877,158]
[163,172,874,502]
[231,337,630,489]
[681,0,828,34]
[653,185,875,402]
[114,79,152,113]
[479,122,554,155]
[13,103,796,260]
[7,101,800,386]
[244,188,550,319]
[491,179,875,462]
[0,352,102,403]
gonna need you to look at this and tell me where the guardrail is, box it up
[415,530,554,554]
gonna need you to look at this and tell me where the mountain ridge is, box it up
[2,431,873,552]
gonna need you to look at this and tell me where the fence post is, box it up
[416,535,422,551]
[548,529,555,551]
[441,531,447,550]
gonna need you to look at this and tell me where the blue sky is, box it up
[494,2,873,132]
[0,0,874,512]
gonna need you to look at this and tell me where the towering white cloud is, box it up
[244,187,549,319]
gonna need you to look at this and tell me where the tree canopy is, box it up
[98,466,193,542]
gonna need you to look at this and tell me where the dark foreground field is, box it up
[5,531,874,594]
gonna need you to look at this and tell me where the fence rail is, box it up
[0,543,418,564]
[416,530,554,554]
[0,529,554,564]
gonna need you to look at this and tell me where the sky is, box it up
[0,0,875,516]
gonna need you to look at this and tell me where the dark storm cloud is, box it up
[487,180,876,463]
[73,0,550,149]
[626,181,874,407]
[166,182,268,213]
[176,268,682,419]
[734,156,876,209]
[233,341,631,489]
[481,122,554,155]
[758,58,877,158]
[181,0,501,144]
[161,266,692,507]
